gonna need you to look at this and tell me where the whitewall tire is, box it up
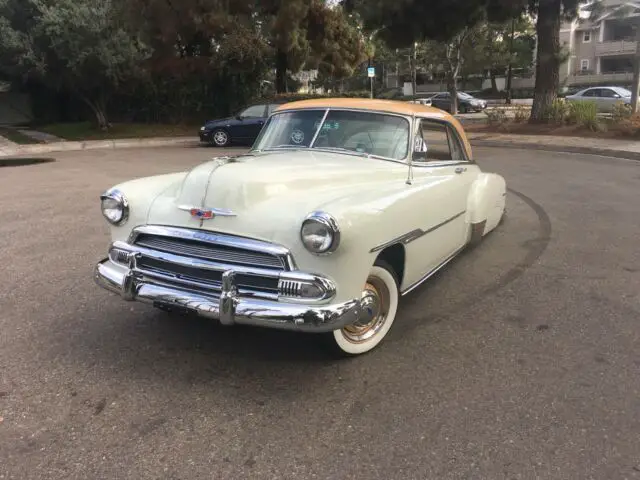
[328,261,399,356]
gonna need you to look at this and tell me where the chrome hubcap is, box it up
[342,277,390,344]
[214,131,228,145]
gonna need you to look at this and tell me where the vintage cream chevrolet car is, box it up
[95,98,506,356]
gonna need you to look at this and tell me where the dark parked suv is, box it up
[199,102,283,147]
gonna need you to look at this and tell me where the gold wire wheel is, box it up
[341,276,390,344]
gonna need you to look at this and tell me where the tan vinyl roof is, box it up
[275,97,452,118]
[274,97,472,160]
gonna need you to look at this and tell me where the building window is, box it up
[583,30,591,42]
[580,59,590,72]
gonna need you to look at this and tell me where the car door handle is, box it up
[455,167,467,174]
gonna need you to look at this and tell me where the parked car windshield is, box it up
[252,109,410,160]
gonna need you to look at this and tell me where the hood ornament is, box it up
[178,205,237,220]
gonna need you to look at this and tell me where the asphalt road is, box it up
[1,144,639,480]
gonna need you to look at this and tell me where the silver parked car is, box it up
[565,86,631,113]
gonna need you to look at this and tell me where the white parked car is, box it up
[95,98,506,356]
[565,86,632,113]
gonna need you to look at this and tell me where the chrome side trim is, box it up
[370,210,466,253]
[127,225,297,271]
[400,246,464,296]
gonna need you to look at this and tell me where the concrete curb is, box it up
[2,133,638,162]
[471,139,640,161]
[0,136,201,157]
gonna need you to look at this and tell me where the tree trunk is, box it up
[275,49,288,94]
[530,0,562,123]
[449,77,458,114]
[631,21,640,112]
[78,94,109,130]
[490,70,498,93]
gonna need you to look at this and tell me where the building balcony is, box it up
[566,71,634,85]
[595,40,637,56]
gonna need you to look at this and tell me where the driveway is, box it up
[0,145,639,479]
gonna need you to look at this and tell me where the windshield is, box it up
[458,92,473,99]
[252,109,411,161]
[616,87,632,97]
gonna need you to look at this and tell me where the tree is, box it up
[0,0,150,129]
[257,0,365,93]
[524,0,580,122]
[584,1,640,112]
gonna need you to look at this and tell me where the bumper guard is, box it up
[94,258,363,333]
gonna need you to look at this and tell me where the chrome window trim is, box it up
[410,117,473,167]
[127,225,297,271]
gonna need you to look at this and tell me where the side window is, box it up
[240,104,267,118]
[414,119,467,162]
[600,88,618,98]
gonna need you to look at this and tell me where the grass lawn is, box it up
[37,122,200,141]
[0,127,42,144]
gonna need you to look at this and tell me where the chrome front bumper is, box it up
[94,258,363,333]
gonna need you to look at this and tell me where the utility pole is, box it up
[412,42,418,100]
[506,17,516,105]
[632,18,640,112]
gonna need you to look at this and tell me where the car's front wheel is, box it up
[326,260,399,356]
[210,129,230,147]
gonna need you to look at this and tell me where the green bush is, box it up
[513,105,530,123]
[567,101,600,130]
[544,99,570,124]
[612,101,633,123]
[485,107,508,125]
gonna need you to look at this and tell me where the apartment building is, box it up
[560,0,640,87]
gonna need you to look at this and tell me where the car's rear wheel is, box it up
[210,129,230,147]
[325,260,399,357]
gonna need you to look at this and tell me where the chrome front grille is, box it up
[134,233,286,270]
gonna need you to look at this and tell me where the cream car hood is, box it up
[146,150,416,242]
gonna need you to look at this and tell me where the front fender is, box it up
[104,173,187,243]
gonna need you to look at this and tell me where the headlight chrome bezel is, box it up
[300,211,341,255]
[100,188,129,226]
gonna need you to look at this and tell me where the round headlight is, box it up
[300,212,340,254]
[100,188,129,225]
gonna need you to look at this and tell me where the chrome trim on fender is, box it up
[370,210,466,253]
[94,258,360,333]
